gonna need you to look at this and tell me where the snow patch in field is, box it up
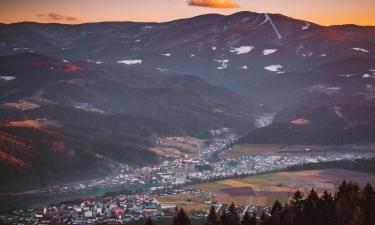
[352,48,369,53]
[0,76,15,81]
[117,59,142,65]
[211,47,217,51]
[62,59,70,63]
[95,61,103,64]
[302,22,310,30]
[162,53,171,57]
[135,39,141,43]
[263,49,277,56]
[190,54,195,58]
[319,54,327,57]
[241,65,248,70]
[214,59,229,70]
[230,46,254,55]
[264,64,283,72]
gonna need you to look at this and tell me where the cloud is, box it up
[187,0,240,8]
[66,16,78,21]
[36,13,78,21]
[48,12,64,20]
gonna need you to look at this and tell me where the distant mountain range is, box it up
[0,11,374,191]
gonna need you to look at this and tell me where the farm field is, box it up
[156,136,207,157]
[156,193,211,213]
[191,169,375,206]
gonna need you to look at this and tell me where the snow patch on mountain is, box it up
[162,53,171,57]
[0,76,16,81]
[117,59,142,65]
[260,14,282,39]
[13,47,29,51]
[263,49,277,56]
[352,48,369,53]
[290,118,310,125]
[190,54,195,58]
[255,113,276,128]
[302,22,310,30]
[363,74,375,79]
[214,59,229,70]
[156,67,168,72]
[264,64,283,72]
[339,74,357,78]
[211,47,217,51]
[241,65,248,70]
[309,85,341,95]
[230,46,254,55]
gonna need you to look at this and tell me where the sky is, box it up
[0,0,374,26]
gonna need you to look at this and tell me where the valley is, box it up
[0,9,375,225]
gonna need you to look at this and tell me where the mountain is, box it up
[0,52,266,191]
[0,11,374,190]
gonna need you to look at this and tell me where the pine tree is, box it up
[303,189,320,225]
[241,211,251,225]
[227,202,240,225]
[259,212,268,225]
[207,205,219,225]
[270,200,283,225]
[361,183,375,225]
[250,213,257,225]
[145,217,155,225]
[172,208,191,225]
[220,210,229,225]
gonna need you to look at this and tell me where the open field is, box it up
[191,169,375,206]
[149,147,181,157]
[157,193,211,213]
[158,136,207,156]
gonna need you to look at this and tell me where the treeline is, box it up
[144,181,375,225]
[286,157,375,175]
[239,123,375,145]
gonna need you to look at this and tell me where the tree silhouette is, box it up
[145,217,155,225]
[207,205,219,225]
[172,208,191,225]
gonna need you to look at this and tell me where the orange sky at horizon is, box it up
[0,0,374,26]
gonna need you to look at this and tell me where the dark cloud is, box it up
[48,12,64,20]
[187,0,240,8]
[36,13,78,21]
[66,16,78,21]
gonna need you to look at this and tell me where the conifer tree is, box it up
[172,208,191,225]
[145,217,155,225]
[241,211,251,225]
[227,202,240,225]
[207,205,219,225]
